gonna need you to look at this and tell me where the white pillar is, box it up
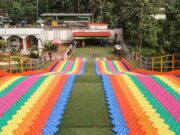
[21,37,28,54]
[23,38,27,51]
[3,37,7,42]
[2,36,9,53]
[38,39,43,56]
[3,37,8,47]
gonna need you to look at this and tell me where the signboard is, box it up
[51,21,58,27]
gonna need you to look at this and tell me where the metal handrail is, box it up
[122,52,180,72]
[0,53,45,73]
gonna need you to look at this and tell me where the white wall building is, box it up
[0,27,123,55]
[88,22,108,29]
[151,14,166,20]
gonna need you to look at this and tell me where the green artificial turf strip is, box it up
[56,83,114,135]
[76,61,101,83]
[58,127,114,135]
[56,52,115,135]
[84,61,96,74]
[75,75,101,83]
[59,83,112,127]
[71,46,115,59]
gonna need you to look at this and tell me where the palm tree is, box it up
[0,39,7,55]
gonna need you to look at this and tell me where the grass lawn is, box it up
[128,60,142,69]
[57,82,114,135]
[129,46,164,57]
[71,45,116,59]
[56,46,115,135]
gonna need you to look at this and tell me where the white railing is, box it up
[63,45,73,60]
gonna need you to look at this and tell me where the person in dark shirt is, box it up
[48,51,52,61]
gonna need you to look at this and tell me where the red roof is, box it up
[72,32,111,37]
[88,22,108,26]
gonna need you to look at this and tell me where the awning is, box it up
[72,32,111,37]
[87,22,108,26]
[41,13,92,17]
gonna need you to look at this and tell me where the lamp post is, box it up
[36,0,39,20]
[77,0,80,13]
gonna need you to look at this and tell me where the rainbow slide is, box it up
[96,57,180,135]
[0,57,86,77]
[46,57,87,75]
[94,57,134,75]
[0,57,87,135]
[95,56,180,135]
[94,57,180,75]
[0,74,76,135]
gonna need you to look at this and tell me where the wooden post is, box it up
[152,58,154,71]
[160,56,163,72]
[42,60,44,69]
[9,55,11,73]
[30,59,32,70]
[172,54,175,71]
[145,58,147,69]
[21,58,23,72]
[37,59,40,69]
[132,52,134,60]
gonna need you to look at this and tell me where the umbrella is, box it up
[51,40,62,45]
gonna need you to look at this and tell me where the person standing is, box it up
[114,44,121,57]
[82,40,85,48]
[90,48,94,57]
[100,39,103,46]
[70,40,73,48]
[48,51,52,61]
[105,39,108,48]
[74,40,77,48]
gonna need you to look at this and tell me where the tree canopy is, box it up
[0,0,179,53]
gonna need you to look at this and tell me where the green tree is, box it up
[146,0,178,52]
[0,0,11,9]
[9,1,24,23]
[39,0,49,15]
[112,0,161,50]
[162,0,180,52]
[7,0,49,23]
[89,0,106,22]
[48,0,76,13]
[2,0,178,54]
[103,1,116,27]
[0,39,7,54]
